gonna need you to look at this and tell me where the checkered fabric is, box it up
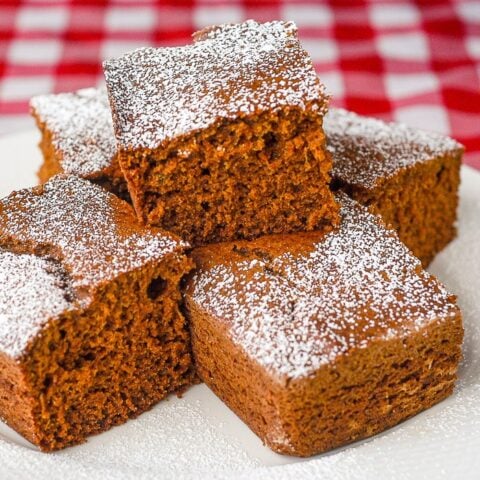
[0,0,479,169]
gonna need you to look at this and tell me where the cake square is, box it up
[0,175,195,451]
[325,108,464,266]
[104,20,339,247]
[30,88,130,202]
[184,195,463,457]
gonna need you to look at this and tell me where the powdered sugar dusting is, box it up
[325,108,464,190]
[0,250,74,358]
[104,20,327,150]
[0,175,186,318]
[190,196,459,380]
[30,88,116,177]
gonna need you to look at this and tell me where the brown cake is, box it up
[30,88,130,202]
[0,175,195,451]
[104,20,339,247]
[325,108,464,266]
[184,195,463,457]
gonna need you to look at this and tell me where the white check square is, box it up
[394,105,450,135]
[301,38,338,63]
[105,7,157,31]
[377,32,429,61]
[466,36,480,59]
[8,39,62,65]
[0,76,53,101]
[193,6,243,30]
[281,4,333,28]
[319,71,344,99]
[456,1,480,23]
[385,72,438,99]
[16,6,68,31]
[370,4,420,28]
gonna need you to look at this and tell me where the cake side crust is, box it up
[22,254,194,451]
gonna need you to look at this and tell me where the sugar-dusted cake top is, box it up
[0,175,187,305]
[30,88,116,178]
[104,20,328,150]
[325,108,464,190]
[0,249,75,358]
[188,195,459,381]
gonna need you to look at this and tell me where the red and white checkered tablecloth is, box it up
[0,0,479,169]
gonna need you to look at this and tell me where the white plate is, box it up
[0,130,480,480]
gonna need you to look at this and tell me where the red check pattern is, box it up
[0,0,479,169]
